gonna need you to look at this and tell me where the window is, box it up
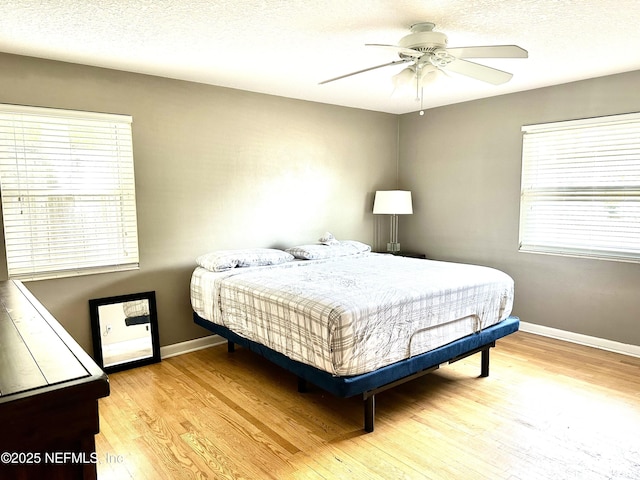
[519,112,640,263]
[0,104,139,280]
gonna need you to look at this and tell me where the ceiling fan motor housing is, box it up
[398,30,448,53]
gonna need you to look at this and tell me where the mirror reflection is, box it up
[99,300,152,368]
[90,291,160,373]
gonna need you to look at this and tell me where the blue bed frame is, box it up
[194,312,519,432]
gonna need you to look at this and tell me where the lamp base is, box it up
[386,242,401,253]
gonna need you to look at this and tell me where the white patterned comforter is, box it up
[190,253,514,376]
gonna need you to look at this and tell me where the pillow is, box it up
[319,231,340,246]
[196,248,294,272]
[286,240,371,260]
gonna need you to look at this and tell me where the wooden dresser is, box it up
[0,280,109,480]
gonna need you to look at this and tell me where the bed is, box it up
[123,299,151,326]
[191,243,518,432]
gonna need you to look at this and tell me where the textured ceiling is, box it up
[2,0,640,114]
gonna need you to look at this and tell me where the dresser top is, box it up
[0,280,108,404]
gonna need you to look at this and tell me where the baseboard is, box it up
[160,334,226,359]
[520,321,640,358]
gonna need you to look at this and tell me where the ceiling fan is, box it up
[320,22,528,91]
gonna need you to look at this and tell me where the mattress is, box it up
[190,253,514,376]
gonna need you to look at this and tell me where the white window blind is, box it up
[519,111,640,263]
[0,104,139,280]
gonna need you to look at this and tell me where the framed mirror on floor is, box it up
[90,291,160,373]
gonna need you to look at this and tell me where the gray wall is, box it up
[0,52,398,354]
[2,50,638,352]
[399,70,640,346]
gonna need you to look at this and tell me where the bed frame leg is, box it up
[481,347,490,377]
[364,394,375,432]
[228,341,235,353]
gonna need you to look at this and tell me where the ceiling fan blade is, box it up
[319,59,412,85]
[365,43,424,58]
[446,45,528,59]
[441,57,513,85]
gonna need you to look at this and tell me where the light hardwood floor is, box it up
[95,331,640,479]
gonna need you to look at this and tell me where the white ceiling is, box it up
[2,0,640,115]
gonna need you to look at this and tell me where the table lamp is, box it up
[373,190,413,252]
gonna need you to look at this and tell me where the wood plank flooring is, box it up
[95,332,640,479]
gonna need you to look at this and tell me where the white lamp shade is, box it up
[373,190,413,215]
[391,67,416,94]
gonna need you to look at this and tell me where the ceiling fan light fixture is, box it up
[429,49,455,67]
[418,64,439,84]
[391,66,416,91]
